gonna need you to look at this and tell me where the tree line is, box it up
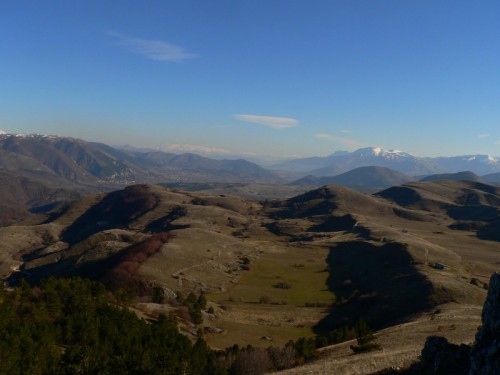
[0,277,376,374]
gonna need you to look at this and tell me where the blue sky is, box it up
[1,1,499,160]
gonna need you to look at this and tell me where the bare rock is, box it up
[469,272,500,374]
[203,326,224,334]
[417,336,470,374]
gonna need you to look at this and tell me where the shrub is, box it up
[350,319,381,354]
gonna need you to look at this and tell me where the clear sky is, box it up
[1,1,499,160]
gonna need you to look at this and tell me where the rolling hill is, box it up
[290,166,413,192]
[0,169,80,226]
[419,171,485,183]
[481,172,500,184]
[1,179,498,355]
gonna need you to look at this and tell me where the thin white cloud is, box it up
[495,140,500,145]
[314,132,365,149]
[340,129,352,134]
[477,133,490,139]
[107,31,198,62]
[234,114,299,129]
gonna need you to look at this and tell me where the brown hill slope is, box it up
[0,169,80,226]
[1,182,498,349]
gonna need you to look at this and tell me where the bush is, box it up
[350,319,381,354]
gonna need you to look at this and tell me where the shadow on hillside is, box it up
[314,241,433,334]
[63,185,158,244]
[8,233,169,292]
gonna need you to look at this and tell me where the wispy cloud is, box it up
[107,31,198,62]
[340,129,352,134]
[495,140,500,145]
[314,132,365,149]
[234,114,299,129]
[477,133,490,139]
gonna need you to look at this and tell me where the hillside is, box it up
[0,169,80,226]
[131,151,279,182]
[1,180,498,356]
[0,134,143,186]
[290,166,413,192]
[0,134,281,189]
[419,171,484,183]
[481,172,500,184]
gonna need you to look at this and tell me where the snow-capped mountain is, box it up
[431,155,500,176]
[272,147,500,177]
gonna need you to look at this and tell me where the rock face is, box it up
[469,272,500,374]
[416,336,470,374]
[401,273,500,375]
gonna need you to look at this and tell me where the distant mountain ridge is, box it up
[0,134,141,186]
[420,171,486,183]
[290,166,413,192]
[272,147,500,177]
[0,133,280,188]
[2,134,500,192]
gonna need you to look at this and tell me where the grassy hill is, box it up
[1,180,498,353]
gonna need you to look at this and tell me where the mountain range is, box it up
[0,133,279,187]
[272,147,500,177]
[0,134,500,189]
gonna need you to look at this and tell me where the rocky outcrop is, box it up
[395,273,499,375]
[469,272,500,374]
[409,336,470,374]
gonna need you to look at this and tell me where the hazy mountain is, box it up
[274,147,441,177]
[420,171,485,183]
[0,134,143,186]
[432,155,500,176]
[271,151,349,173]
[272,147,500,177]
[126,151,279,182]
[0,134,281,186]
[482,173,500,185]
[291,166,413,192]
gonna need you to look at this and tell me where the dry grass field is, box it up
[275,303,482,374]
[205,244,335,348]
[0,180,498,373]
